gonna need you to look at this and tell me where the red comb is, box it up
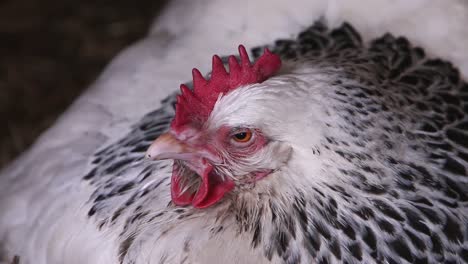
[171,45,281,132]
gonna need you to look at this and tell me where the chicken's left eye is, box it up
[232,130,253,143]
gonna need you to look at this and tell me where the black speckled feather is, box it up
[84,22,468,264]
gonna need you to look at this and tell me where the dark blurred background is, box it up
[0,0,167,168]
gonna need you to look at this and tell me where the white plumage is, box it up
[1,1,468,263]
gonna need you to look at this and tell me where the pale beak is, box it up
[145,133,194,161]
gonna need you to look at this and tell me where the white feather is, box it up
[1,0,468,263]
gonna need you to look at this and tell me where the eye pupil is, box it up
[235,132,247,140]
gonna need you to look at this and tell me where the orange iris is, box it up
[232,130,253,143]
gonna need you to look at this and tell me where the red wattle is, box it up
[192,164,235,208]
[170,163,235,208]
[171,166,194,206]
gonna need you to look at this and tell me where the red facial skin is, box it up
[147,126,268,208]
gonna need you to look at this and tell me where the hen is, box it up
[1,1,468,264]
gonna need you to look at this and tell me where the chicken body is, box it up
[1,1,468,264]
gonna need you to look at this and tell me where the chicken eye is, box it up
[232,130,253,143]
